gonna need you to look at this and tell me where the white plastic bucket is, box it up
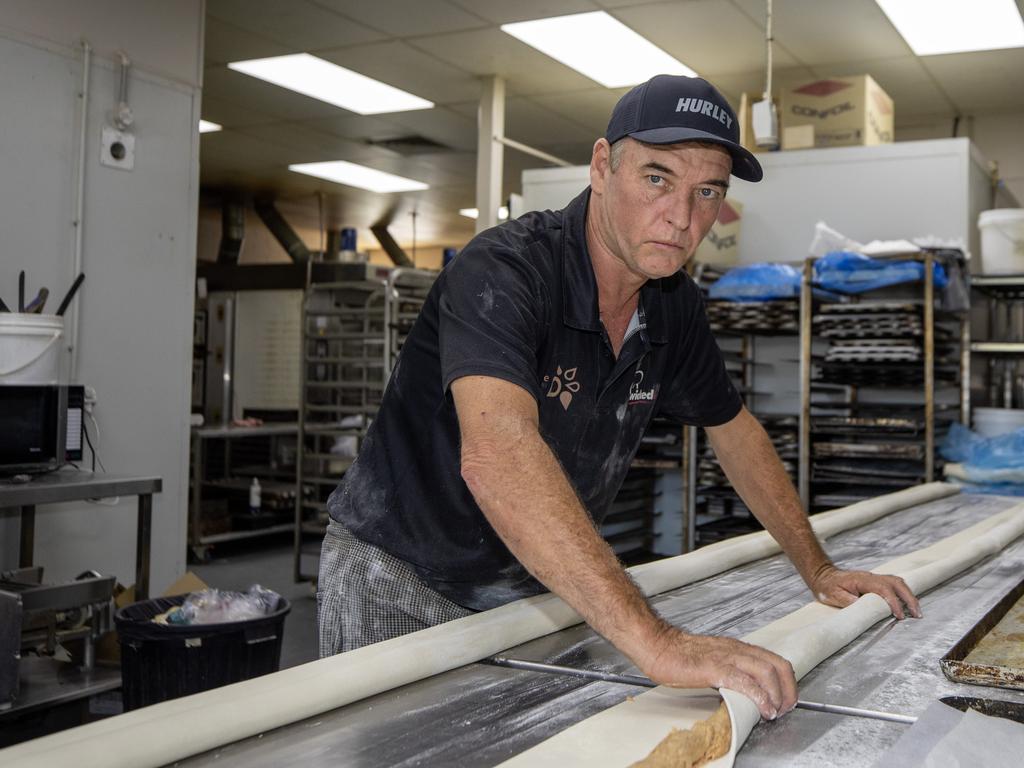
[978,208,1024,275]
[973,406,1024,438]
[0,313,65,384]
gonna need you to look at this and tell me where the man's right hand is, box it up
[637,626,798,721]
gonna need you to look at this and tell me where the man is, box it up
[318,75,920,721]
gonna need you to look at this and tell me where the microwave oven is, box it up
[0,384,84,476]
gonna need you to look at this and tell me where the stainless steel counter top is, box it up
[175,493,1024,767]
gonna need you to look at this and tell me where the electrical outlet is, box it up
[100,126,135,170]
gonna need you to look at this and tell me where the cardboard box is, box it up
[782,124,815,150]
[781,75,894,149]
[696,199,744,267]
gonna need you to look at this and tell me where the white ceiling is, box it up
[199,0,1024,248]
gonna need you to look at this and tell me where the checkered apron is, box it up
[316,519,475,656]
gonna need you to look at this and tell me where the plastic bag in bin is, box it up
[159,584,282,626]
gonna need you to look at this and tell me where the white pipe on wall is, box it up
[69,39,90,382]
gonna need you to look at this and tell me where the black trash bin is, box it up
[115,593,290,710]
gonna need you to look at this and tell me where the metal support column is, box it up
[136,493,152,600]
[680,426,697,552]
[475,76,505,234]
[924,252,935,482]
[18,505,35,568]
[798,258,813,509]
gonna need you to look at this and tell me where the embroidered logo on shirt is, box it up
[628,369,657,406]
[544,366,580,411]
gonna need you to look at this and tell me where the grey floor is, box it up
[192,543,319,670]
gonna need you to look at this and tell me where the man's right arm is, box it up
[451,374,797,720]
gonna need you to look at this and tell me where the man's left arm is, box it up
[705,406,921,619]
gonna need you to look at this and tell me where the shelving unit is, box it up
[385,268,436,375]
[187,423,298,560]
[798,251,970,511]
[294,277,389,582]
[968,274,1024,410]
[682,295,801,548]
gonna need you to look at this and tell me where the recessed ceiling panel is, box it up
[199,94,282,129]
[314,0,487,37]
[528,87,624,136]
[616,0,801,76]
[318,41,481,104]
[731,0,911,63]
[447,0,599,25]
[920,48,1024,111]
[410,27,601,94]
[204,17,291,65]
[207,0,385,51]
[204,67,357,121]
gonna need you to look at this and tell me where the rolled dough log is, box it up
[497,501,1024,768]
[0,483,956,768]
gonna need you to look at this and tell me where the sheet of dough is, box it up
[499,501,1024,768]
[0,483,956,768]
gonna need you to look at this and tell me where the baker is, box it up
[317,74,921,721]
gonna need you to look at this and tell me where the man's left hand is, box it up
[810,565,922,620]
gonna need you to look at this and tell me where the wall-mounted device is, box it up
[753,0,780,150]
[0,385,84,475]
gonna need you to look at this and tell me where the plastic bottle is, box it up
[249,477,261,515]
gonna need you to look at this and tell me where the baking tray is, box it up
[941,577,1024,691]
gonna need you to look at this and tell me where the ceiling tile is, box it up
[449,96,595,151]
[203,67,358,121]
[920,49,1024,112]
[306,113,408,142]
[614,0,801,76]
[199,94,281,128]
[203,17,291,65]
[409,27,602,94]
[313,0,487,37]
[383,107,479,151]
[447,0,600,25]
[317,41,481,104]
[730,0,911,64]
[528,87,623,137]
[309,106,477,152]
[207,0,385,51]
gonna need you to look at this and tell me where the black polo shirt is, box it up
[327,188,742,611]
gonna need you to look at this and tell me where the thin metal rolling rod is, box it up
[485,656,918,726]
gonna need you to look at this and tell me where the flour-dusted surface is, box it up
[174,493,1024,767]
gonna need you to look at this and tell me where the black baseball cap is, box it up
[605,75,763,183]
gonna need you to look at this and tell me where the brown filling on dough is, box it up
[630,702,731,767]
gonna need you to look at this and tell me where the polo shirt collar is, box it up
[561,187,668,345]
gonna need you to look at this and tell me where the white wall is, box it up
[898,111,1024,207]
[0,2,204,593]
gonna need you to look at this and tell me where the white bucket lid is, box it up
[0,312,64,331]
[979,208,1024,227]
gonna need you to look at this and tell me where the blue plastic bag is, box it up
[708,263,801,302]
[940,422,1024,469]
[813,251,947,294]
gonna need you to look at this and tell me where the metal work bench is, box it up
[173,492,1024,767]
[1,470,162,601]
[0,470,161,723]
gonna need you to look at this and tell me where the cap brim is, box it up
[628,127,763,183]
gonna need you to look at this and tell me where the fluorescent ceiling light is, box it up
[289,161,428,193]
[501,11,695,88]
[459,207,509,220]
[875,0,1024,55]
[198,120,222,133]
[228,53,434,114]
